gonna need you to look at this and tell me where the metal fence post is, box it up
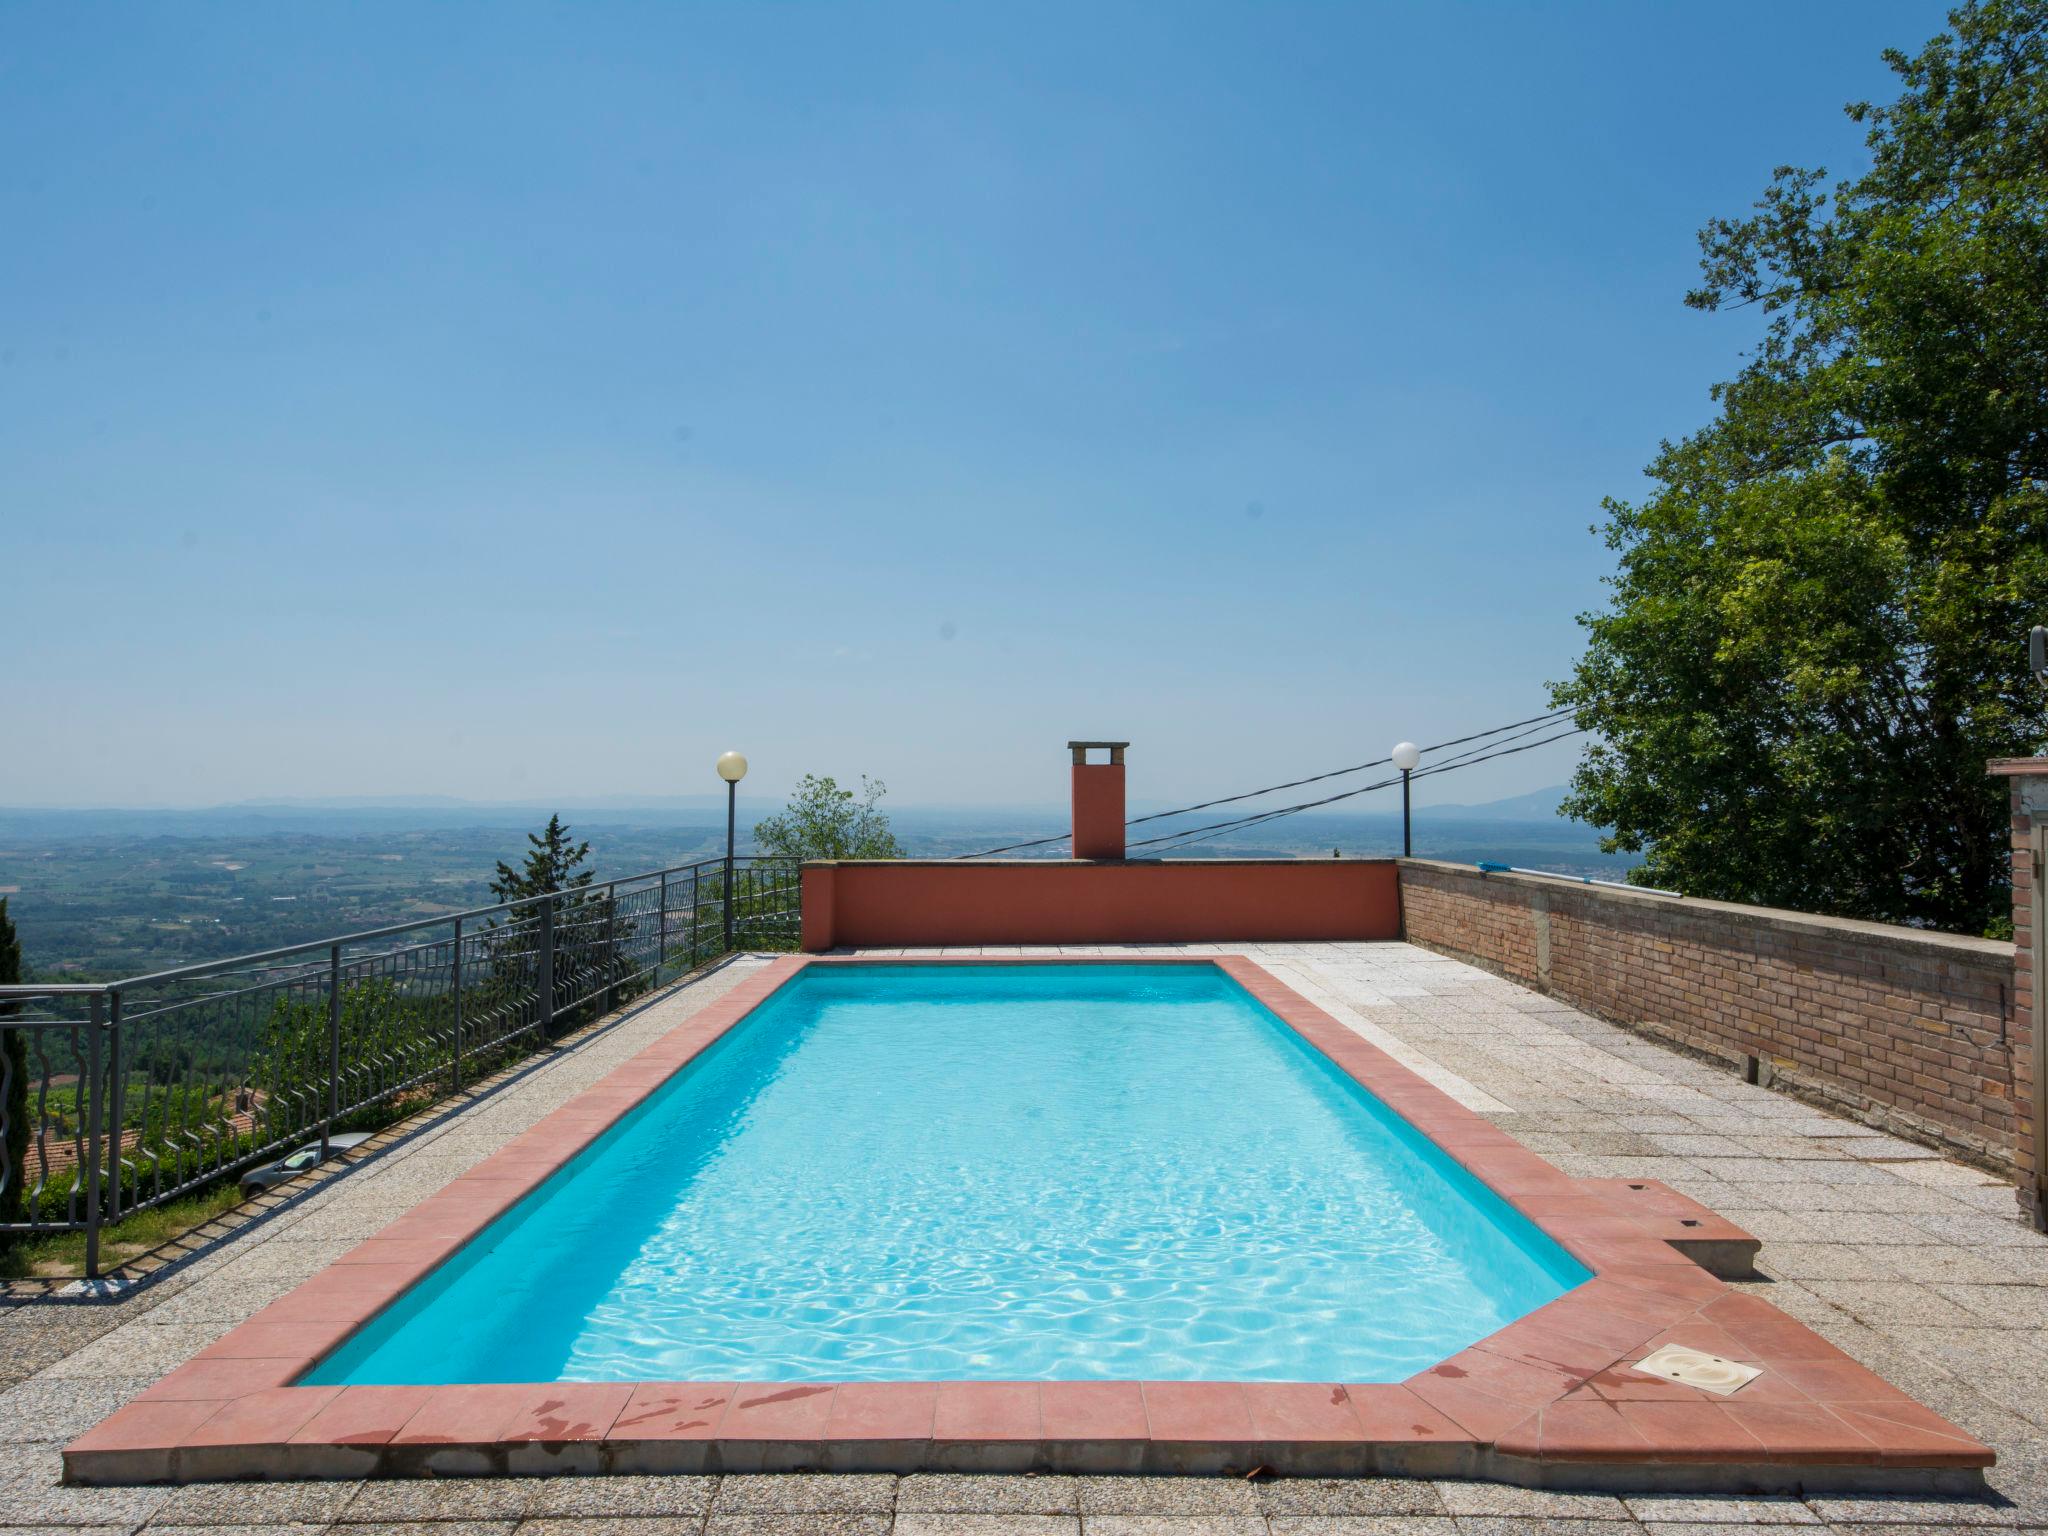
[105,989,125,1223]
[451,916,464,1096]
[729,860,745,958]
[604,882,619,1013]
[538,899,556,1041]
[657,871,669,984]
[84,992,104,1280]
[323,944,341,1161]
[689,867,701,969]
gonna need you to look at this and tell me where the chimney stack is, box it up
[1068,741,1128,860]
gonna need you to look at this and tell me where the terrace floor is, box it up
[4,941,2046,1536]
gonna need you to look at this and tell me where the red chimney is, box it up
[1069,741,1128,860]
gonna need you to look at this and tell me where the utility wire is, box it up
[951,708,1579,859]
[1137,710,1572,841]
[1133,725,1586,854]
[1139,725,1585,850]
[1124,707,1573,828]
[1128,726,1585,855]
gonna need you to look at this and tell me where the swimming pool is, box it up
[306,962,1587,1387]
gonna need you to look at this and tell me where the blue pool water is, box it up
[306,963,1586,1385]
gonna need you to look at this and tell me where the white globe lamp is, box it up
[1391,741,1421,856]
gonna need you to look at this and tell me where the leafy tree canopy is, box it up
[753,775,904,861]
[488,814,594,904]
[1556,0,2048,935]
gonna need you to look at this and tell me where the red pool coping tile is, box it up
[289,1384,435,1447]
[64,952,1994,1492]
[612,1382,737,1439]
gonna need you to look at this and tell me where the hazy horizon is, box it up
[0,781,1576,820]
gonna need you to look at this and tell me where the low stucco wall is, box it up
[801,858,1402,950]
[1397,858,2018,1174]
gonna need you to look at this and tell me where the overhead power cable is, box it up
[950,707,1579,859]
[1128,725,1584,855]
[1134,725,1585,854]
[1126,707,1572,828]
[1137,710,1572,843]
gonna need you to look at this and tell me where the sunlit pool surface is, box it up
[305,963,1586,1385]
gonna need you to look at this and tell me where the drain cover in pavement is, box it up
[1630,1344,1761,1396]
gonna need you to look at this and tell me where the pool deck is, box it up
[6,942,2048,1534]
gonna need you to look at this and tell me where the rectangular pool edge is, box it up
[64,952,1994,1491]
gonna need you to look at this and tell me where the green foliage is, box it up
[1556,0,2048,935]
[753,775,904,861]
[1,898,25,1225]
[1,1179,246,1280]
[490,814,594,902]
[256,977,442,1130]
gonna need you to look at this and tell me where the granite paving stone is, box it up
[1432,1484,1628,1521]
[0,1379,157,1444]
[699,1517,888,1536]
[892,1517,1080,1536]
[1621,1497,1821,1525]
[338,1482,542,1524]
[0,1487,170,1530]
[513,1520,710,1536]
[894,1477,1079,1514]
[709,1477,899,1515]
[1807,1498,2023,1526]
[1074,1480,1262,1518]
[525,1478,718,1519]
[40,1325,224,1382]
[1257,1478,1447,1517]
[158,1481,364,1525]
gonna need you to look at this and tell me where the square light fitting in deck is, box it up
[1631,1344,1762,1396]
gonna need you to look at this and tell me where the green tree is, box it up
[753,775,904,861]
[0,899,25,1225]
[1556,0,2048,935]
[488,815,629,1033]
[489,814,594,903]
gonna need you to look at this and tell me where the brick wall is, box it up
[1398,859,2020,1178]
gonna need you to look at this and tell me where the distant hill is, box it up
[1422,784,1570,822]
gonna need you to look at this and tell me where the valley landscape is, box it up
[0,792,1628,981]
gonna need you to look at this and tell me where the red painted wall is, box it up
[1070,763,1126,860]
[800,859,1402,950]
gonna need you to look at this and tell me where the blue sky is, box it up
[3,1,1944,812]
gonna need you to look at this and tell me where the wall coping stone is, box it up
[1395,858,2011,966]
[803,857,1401,869]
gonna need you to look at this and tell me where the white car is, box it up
[238,1132,373,1196]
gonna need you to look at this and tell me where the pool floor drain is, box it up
[1630,1344,1761,1396]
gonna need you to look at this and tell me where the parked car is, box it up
[238,1132,374,1197]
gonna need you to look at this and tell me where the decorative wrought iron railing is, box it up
[0,855,801,1276]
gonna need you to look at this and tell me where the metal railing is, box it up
[0,855,801,1275]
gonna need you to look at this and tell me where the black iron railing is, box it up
[0,855,801,1276]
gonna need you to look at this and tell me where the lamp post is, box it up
[716,751,748,951]
[1391,741,1421,857]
